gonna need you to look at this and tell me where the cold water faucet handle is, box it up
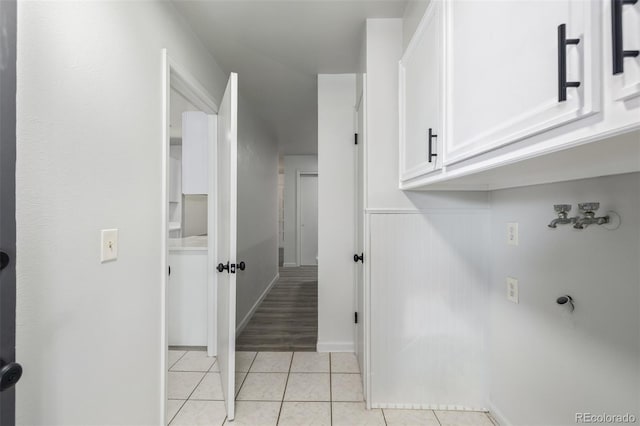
[578,202,600,214]
[554,204,572,215]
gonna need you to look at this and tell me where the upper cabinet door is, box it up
[609,0,640,101]
[445,0,601,166]
[182,111,209,195]
[399,0,444,182]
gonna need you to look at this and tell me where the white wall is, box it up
[236,98,279,330]
[317,74,356,352]
[402,1,430,51]
[15,1,275,423]
[363,18,491,408]
[364,19,488,211]
[488,173,640,426]
[283,155,318,266]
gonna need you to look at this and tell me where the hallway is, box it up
[236,266,318,352]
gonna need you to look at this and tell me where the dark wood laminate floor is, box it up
[236,265,317,352]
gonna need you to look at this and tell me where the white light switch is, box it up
[507,222,519,246]
[101,229,118,263]
[507,277,519,303]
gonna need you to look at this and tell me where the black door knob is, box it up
[0,252,10,271]
[237,261,246,271]
[353,253,364,263]
[0,361,22,392]
[217,262,229,273]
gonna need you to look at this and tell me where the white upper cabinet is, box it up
[182,111,209,195]
[399,0,444,182]
[608,0,640,101]
[445,0,601,165]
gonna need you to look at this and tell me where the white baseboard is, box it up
[283,262,298,267]
[371,403,488,411]
[316,341,355,352]
[236,273,279,335]
[487,399,511,426]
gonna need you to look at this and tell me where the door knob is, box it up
[237,261,246,271]
[353,253,364,263]
[0,251,10,271]
[0,360,22,392]
[217,262,229,273]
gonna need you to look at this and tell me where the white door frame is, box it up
[296,170,318,266]
[161,49,218,424]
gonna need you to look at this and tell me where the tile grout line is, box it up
[329,353,333,426]
[275,352,295,425]
[167,399,188,426]
[168,350,188,371]
[381,406,388,426]
[433,409,443,426]
[235,352,258,398]
[167,350,210,425]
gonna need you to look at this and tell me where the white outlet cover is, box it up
[101,229,118,263]
[507,222,519,246]
[507,277,519,303]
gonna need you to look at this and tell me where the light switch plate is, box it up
[101,229,118,263]
[507,277,519,303]
[507,222,519,246]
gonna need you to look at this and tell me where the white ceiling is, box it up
[172,0,407,155]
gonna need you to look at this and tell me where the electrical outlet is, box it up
[507,222,519,246]
[507,277,519,303]
[101,229,118,263]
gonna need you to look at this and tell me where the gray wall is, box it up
[488,172,640,425]
[183,195,207,237]
[236,98,279,328]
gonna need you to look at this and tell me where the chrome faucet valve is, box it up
[548,204,575,228]
[578,202,600,213]
[574,202,609,229]
[554,204,572,218]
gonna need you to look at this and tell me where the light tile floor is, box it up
[167,349,498,426]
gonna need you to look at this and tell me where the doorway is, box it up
[297,172,318,266]
[162,51,221,424]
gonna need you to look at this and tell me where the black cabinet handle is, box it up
[612,0,639,74]
[557,24,581,102]
[237,261,246,271]
[428,128,438,163]
[353,253,363,263]
[217,262,229,273]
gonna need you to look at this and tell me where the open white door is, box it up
[354,77,367,403]
[216,72,238,421]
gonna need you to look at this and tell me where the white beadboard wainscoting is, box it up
[368,210,490,411]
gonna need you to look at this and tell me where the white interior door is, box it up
[299,175,318,265]
[354,84,366,401]
[216,72,237,421]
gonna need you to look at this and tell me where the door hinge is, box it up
[354,133,358,145]
[354,312,358,324]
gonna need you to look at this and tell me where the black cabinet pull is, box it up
[353,253,363,263]
[428,128,438,163]
[217,262,229,273]
[557,24,581,102]
[612,0,639,75]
